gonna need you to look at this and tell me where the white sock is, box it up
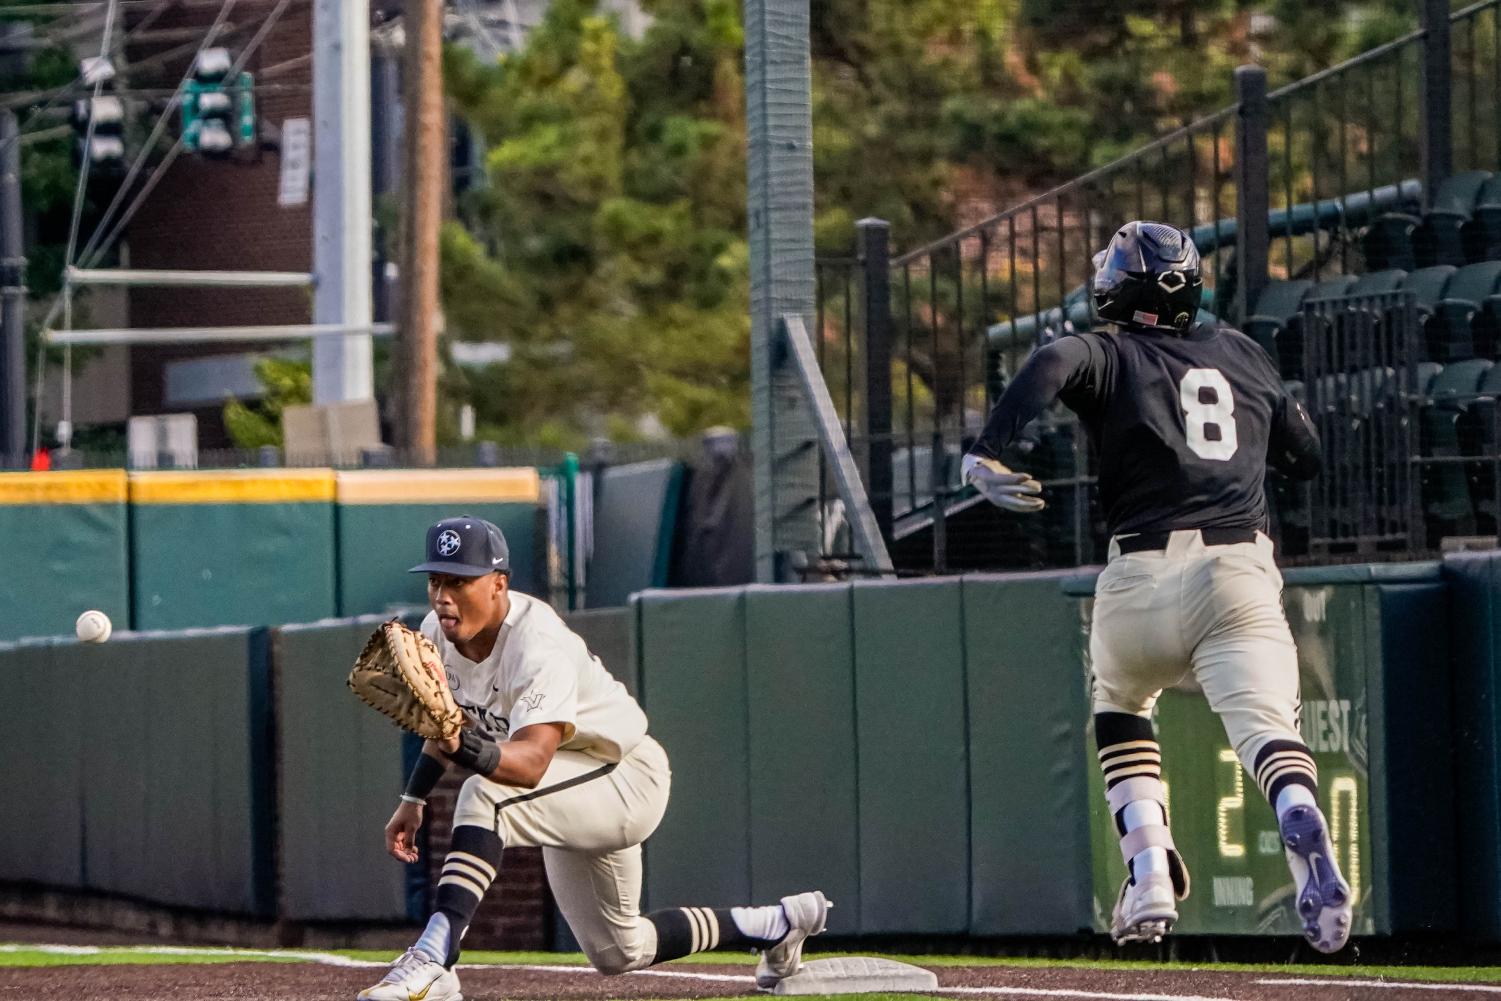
[730,904,789,943]
[1275,783,1318,823]
[413,912,451,965]
[1121,800,1170,881]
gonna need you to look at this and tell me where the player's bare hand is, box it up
[385,801,424,863]
[963,453,1046,513]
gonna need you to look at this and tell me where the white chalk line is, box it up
[1258,977,1501,994]
[17,944,1501,1000]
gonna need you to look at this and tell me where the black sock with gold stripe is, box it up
[647,906,779,964]
[418,825,503,967]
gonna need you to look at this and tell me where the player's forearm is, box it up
[970,339,1088,459]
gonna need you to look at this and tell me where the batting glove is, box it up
[962,452,1046,513]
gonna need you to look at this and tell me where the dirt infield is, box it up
[6,955,1501,1001]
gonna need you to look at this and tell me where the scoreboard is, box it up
[1085,581,1378,936]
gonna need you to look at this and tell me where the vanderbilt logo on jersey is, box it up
[518,691,546,712]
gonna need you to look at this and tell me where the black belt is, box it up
[1114,527,1258,555]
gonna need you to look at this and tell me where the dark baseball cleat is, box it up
[755,891,831,989]
[1109,872,1177,945]
[1280,805,1353,954]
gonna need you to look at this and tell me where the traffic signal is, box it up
[182,48,257,158]
[71,57,125,170]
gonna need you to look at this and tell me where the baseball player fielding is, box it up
[964,221,1352,953]
[357,515,829,1001]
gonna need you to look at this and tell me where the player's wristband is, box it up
[445,729,502,778]
[399,793,426,806]
[404,752,446,802]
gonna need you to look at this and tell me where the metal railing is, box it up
[1451,0,1501,175]
[1264,31,1426,280]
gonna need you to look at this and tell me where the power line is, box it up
[78,0,297,267]
[0,0,174,150]
[73,0,239,267]
[58,0,122,444]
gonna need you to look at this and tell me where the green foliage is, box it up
[221,358,312,449]
[439,0,1439,445]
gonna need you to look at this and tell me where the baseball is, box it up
[75,610,112,644]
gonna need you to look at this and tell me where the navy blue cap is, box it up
[409,516,510,576]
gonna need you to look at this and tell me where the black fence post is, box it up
[1234,65,1269,327]
[857,218,894,543]
[1420,0,1452,203]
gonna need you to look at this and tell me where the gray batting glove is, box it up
[962,452,1046,513]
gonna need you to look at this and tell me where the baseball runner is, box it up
[963,221,1352,953]
[357,516,829,1001]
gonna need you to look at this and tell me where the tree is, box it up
[437,0,1433,446]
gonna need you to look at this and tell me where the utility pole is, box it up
[312,0,374,405]
[0,109,24,466]
[395,0,443,460]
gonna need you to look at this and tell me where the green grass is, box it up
[4,942,1501,987]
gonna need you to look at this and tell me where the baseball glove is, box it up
[347,620,466,741]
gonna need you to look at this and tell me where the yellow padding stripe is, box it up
[0,469,127,505]
[130,469,336,504]
[335,468,541,505]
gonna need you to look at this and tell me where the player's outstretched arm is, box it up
[964,336,1103,512]
[385,742,451,862]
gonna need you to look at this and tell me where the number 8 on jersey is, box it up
[1180,368,1238,461]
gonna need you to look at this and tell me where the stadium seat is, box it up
[1318,270,1408,373]
[1420,359,1490,541]
[1277,276,1357,381]
[1400,265,1458,361]
[1365,213,1419,271]
[1415,170,1492,267]
[1426,261,1501,360]
[1402,265,1457,317]
[1243,279,1313,371]
[1465,173,1501,262]
[1467,364,1501,531]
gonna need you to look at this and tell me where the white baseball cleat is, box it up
[755,890,832,990]
[1110,871,1177,945]
[357,947,462,1001]
[1280,804,1354,954]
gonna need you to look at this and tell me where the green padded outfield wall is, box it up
[564,607,639,698]
[335,469,545,616]
[276,616,419,921]
[588,460,685,608]
[635,588,751,911]
[77,627,273,914]
[1444,551,1501,938]
[851,579,970,934]
[1077,563,1452,937]
[130,470,336,630]
[0,471,128,641]
[744,584,860,933]
[0,639,82,888]
[963,573,1094,935]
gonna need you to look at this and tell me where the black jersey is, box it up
[970,322,1322,538]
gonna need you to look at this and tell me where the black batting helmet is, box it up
[1091,221,1203,333]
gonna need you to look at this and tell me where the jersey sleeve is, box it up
[1268,389,1323,481]
[504,641,580,743]
[970,334,1111,459]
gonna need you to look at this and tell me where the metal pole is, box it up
[1233,65,1269,326]
[745,0,819,582]
[857,217,893,542]
[66,267,316,287]
[1420,0,1452,203]
[0,109,23,466]
[312,0,374,404]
